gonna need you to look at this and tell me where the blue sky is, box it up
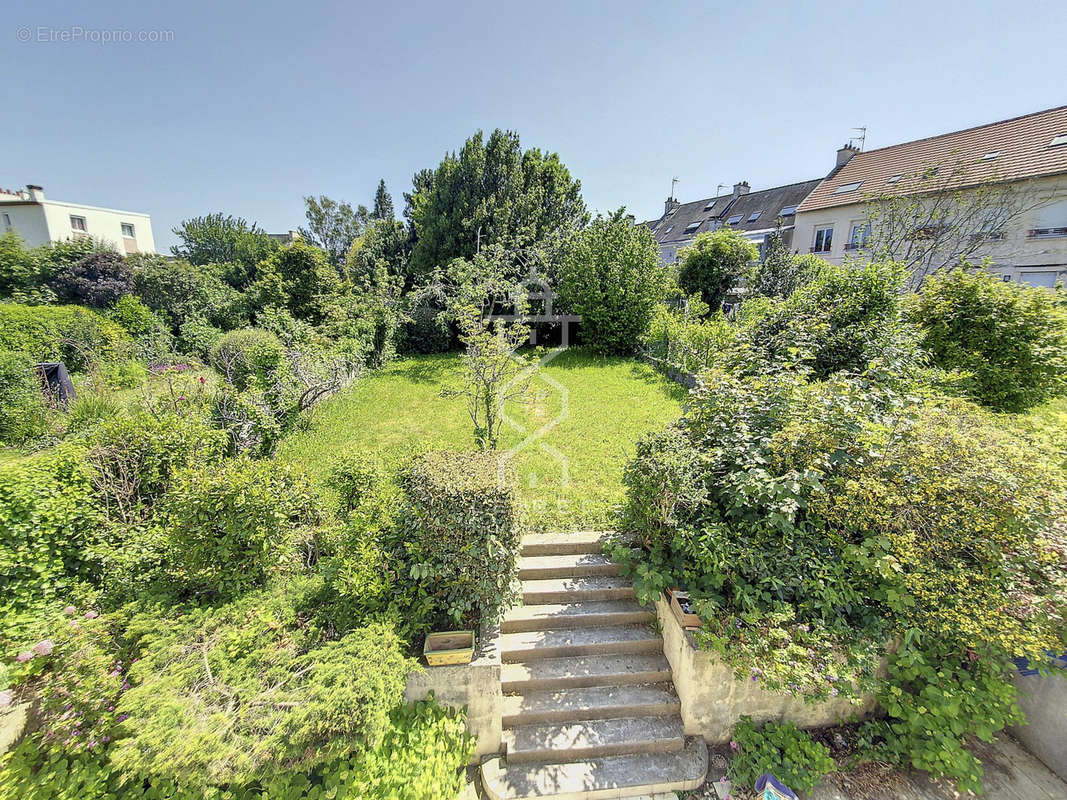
[5,0,1065,252]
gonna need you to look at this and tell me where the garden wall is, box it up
[1011,654,1067,781]
[654,596,879,740]
[404,626,502,764]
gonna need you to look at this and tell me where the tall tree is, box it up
[171,213,278,288]
[298,195,368,268]
[371,179,395,221]
[407,129,588,277]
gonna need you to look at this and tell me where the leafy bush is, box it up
[677,228,758,310]
[910,266,1067,411]
[112,586,412,787]
[177,316,223,359]
[729,716,834,794]
[161,458,321,598]
[130,255,248,333]
[0,350,53,445]
[252,240,341,323]
[746,229,826,299]
[0,446,98,614]
[641,301,738,375]
[65,391,124,437]
[399,450,522,630]
[399,298,452,354]
[0,303,133,371]
[557,211,668,355]
[49,252,133,309]
[209,327,286,391]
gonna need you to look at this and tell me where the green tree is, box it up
[747,225,826,299]
[909,266,1067,411]
[557,211,667,355]
[299,195,368,268]
[346,219,410,288]
[677,228,757,309]
[372,179,395,221]
[252,240,342,323]
[407,129,587,276]
[170,213,278,288]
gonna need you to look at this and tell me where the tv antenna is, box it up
[670,176,679,200]
[850,126,867,151]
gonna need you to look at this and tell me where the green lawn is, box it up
[278,349,686,531]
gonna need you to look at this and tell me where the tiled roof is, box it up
[645,179,822,245]
[799,105,1067,213]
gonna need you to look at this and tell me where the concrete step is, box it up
[501,653,671,694]
[481,737,708,800]
[502,685,680,727]
[501,600,653,633]
[522,576,636,605]
[504,716,685,764]
[501,626,662,663]
[518,553,622,580]
[521,531,617,557]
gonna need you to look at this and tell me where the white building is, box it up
[792,106,1067,288]
[0,184,155,255]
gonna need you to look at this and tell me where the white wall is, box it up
[39,201,155,255]
[1,205,51,247]
[793,175,1067,287]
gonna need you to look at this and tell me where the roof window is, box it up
[832,181,863,194]
[684,221,702,233]
[726,214,743,225]
[886,174,903,184]
[1049,134,1067,147]
[981,151,1000,161]
[747,211,762,222]
[779,205,798,216]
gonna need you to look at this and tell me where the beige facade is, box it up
[792,175,1067,287]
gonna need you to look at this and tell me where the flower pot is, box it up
[670,591,703,629]
[423,630,475,666]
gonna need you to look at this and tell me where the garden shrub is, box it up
[677,228,758,310]
[130,255,248,333]
[399,299,452,354]
[177,316,223,359]
[0,302,133,371]
[161,458,321,598]
[49,252,133,309]
[909,266,1067,411]
[0,446,98,614]
[64,390,123,437]
[209,327,286,391]
[557,211,668,355]
[399,450,522,630]
[641,301,739,375]
[111,585,412,787]
[251,240,341,324]
[0,350,53,445]
[729,716,834,794]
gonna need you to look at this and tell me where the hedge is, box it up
[0,303,132,371]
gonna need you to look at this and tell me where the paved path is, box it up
[809,736,1067,800]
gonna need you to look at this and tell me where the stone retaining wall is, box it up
[655,596,879,741]
[404,626,502,764]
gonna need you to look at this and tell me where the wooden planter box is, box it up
[424,631,475,666]
[670,591,703,629]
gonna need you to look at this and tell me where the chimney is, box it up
[664,196,679,216]
[732,181,750,199]
[26,184,45,202]
[836,144,859,168]
[625,214,636,225]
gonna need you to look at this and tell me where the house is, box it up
[644,178,823,265]
[0,184,155,255]
[793,105,1067,288]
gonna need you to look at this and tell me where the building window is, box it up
[747,210,762,222]
[846,221,871,250]
[2,213,10,229]
[886,174,903,184]
[1049,134,1067,148]
[779,205,798,216]
[121,223,136,238]
[70,215,87,232]
[684,220,702,234]
[662,225,673,234]
[812,225,834,253]
[981,151,1000,161]
[832,181,863,195]
[726,214,743,225]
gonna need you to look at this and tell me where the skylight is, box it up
[886,174,903,184]
[703,200,717,211]
[981,151,1000,161]
[833,181,863,194]
[663,225,673,234]
[1051,134,1067,148]
[747,211,762,222]
[684,221,702,233]
[779,205,798,216]
[726,214,743,225]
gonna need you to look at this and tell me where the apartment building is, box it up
[0,184,155,255]
[793,106,1067,288]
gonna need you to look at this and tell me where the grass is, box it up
[278,348,686,531]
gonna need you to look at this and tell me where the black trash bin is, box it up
[34,362,77,408]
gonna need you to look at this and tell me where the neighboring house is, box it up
[643,178,823,265]
[793,105,1067,288]
[0,184,155,255]
[267,230,301,245]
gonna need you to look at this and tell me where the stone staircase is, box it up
[480,532,707,800]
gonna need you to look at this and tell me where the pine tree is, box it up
[372,179,394,221]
